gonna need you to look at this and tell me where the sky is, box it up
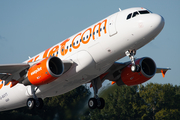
[0,1,179,86]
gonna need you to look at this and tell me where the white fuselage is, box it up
[0,7,164,111]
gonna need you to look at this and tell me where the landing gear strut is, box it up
[88,77,105,109]
[26,87,44,110]
[125,49,140,72]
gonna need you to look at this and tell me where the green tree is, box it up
[155,109,180,120]
[82,85,146,120]
[139,83,180,120]
[82,83,180,120]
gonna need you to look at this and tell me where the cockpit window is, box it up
[139,10,150,14]
[127,13,132,20]
[132,12,139,17]
[127,10,151,20]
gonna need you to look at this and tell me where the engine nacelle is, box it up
[23,56,64,86]
[121,57,156,86]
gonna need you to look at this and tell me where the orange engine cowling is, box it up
[23,56,64,86]
[121,57,156,86]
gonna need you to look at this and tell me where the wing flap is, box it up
[0,63,29,85]
[0,73,12,80]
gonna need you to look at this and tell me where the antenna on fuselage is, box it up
[119,8,122,11]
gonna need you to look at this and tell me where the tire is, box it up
[88,98,97,109]
[27,98,36,110]
[36,98,44,109]
[97,98,105,109]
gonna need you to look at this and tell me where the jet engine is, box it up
[23,56,64,86]
[121,57,156,86]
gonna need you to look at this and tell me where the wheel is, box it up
[97,98,105,109]
[131,65,137,72]
[36,98,44,109]
[27,98,36,110]
[88,98,97,109]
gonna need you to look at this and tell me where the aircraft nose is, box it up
[154,14,164,28]
[150,14,165,36]
[160,15,165,27]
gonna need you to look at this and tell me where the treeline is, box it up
[1,83,180,120]
[81,83,180,120]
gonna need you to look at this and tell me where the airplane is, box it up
[0,7,170,111]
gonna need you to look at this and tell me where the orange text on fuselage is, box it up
[28,19,107,63]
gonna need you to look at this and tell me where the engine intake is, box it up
[23,56,64,86]
[140,57,156,78]
[48,57,64,77]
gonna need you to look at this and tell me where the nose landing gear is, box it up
[125,49,140,72]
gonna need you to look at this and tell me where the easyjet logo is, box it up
[28,19,107,63]
[31,67,42,76]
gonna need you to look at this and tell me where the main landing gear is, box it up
[88,78,105,109]
[26,87,44,110]
[125,49,140,72]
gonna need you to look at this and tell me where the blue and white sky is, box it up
[0,1,179,85]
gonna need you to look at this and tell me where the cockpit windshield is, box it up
[126,10,151,20]
[139,10,150,14]
[132,12,139,17]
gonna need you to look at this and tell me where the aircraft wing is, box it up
[100,60,171,84]
[105,62,171,78]
[0,59,73,85]
[105,62,129,73]
[156,67,171,78]
[0,63,29,73]
[0,63,29,82]
[99,61,130,82]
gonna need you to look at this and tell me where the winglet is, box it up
[156,68,171,78]
[161,70,167,78]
